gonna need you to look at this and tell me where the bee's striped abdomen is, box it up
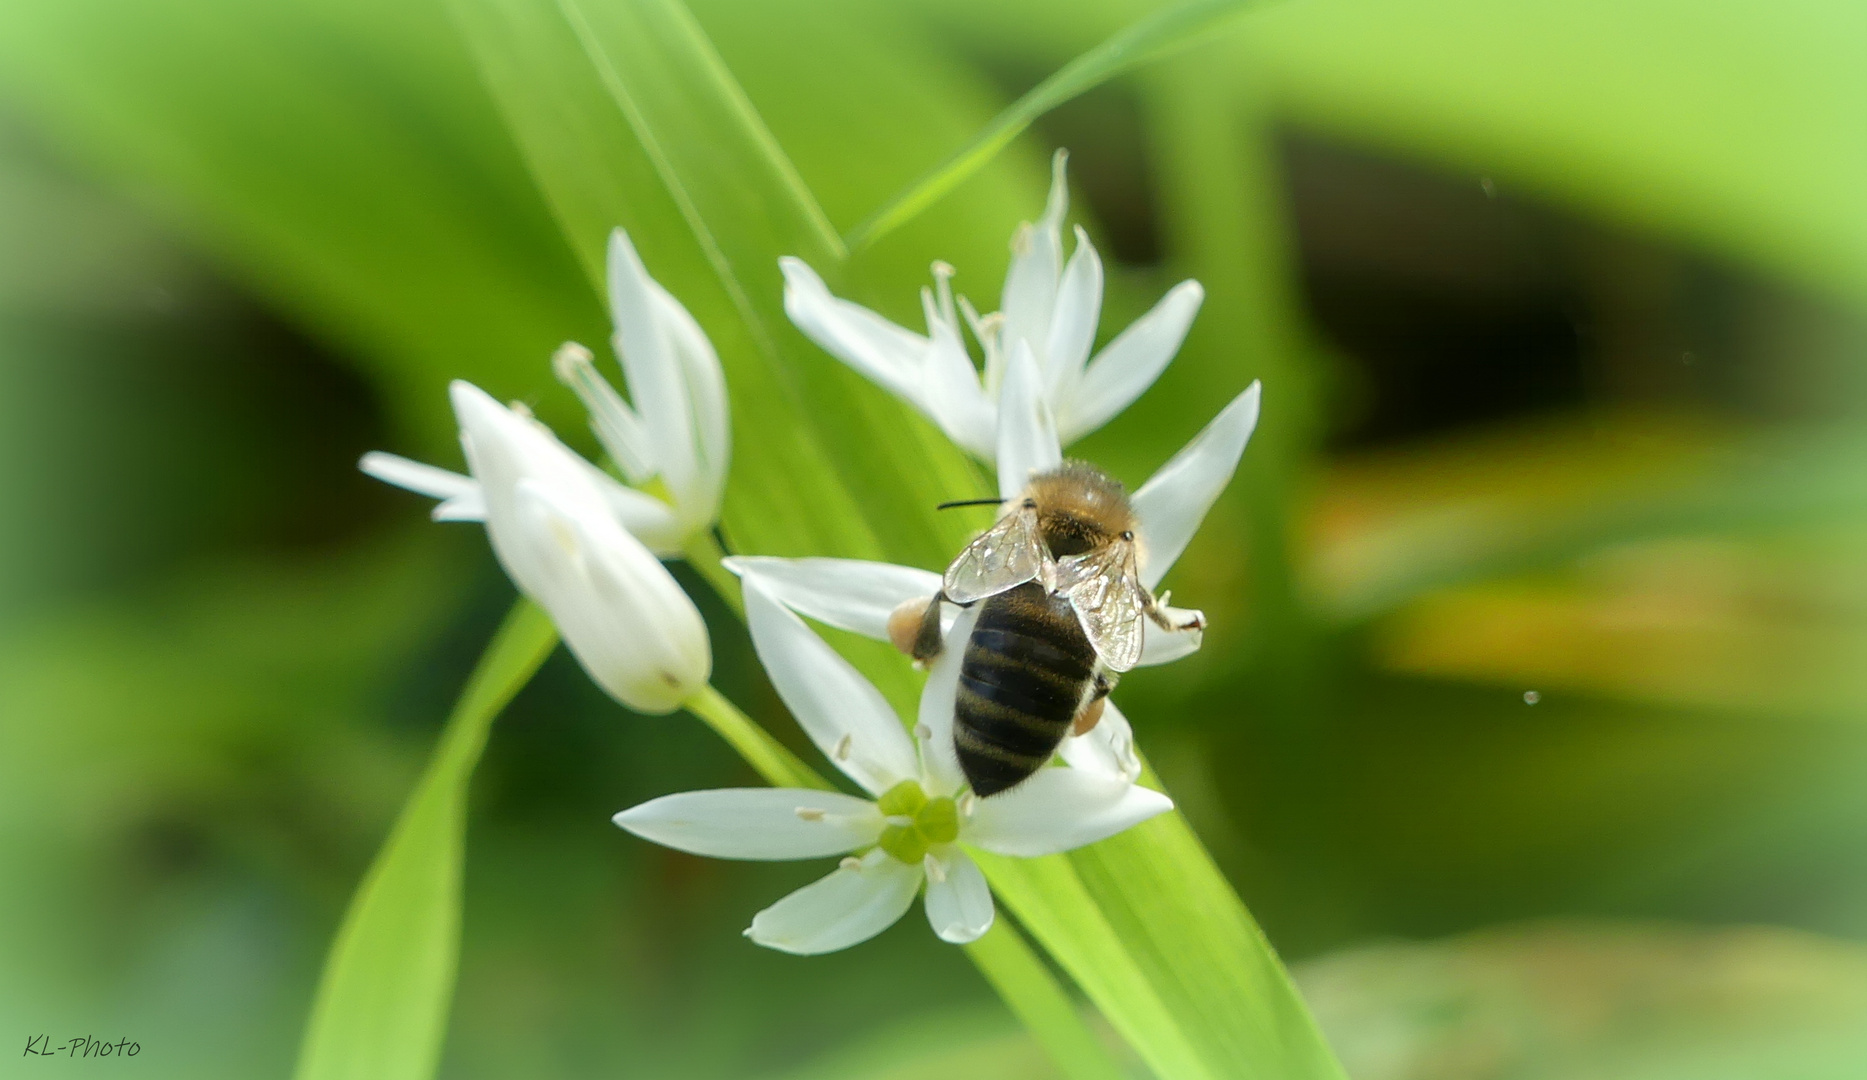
[955,582,1096,796]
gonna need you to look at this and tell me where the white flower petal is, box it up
[743,580,919,796]
[608,230,701,520]
[649,281,731,530]
[747,848,922,955]
[1045,225,1103,401]
[917,606,979,797]
[923,846,994,944]
[359,451,486,521]
[724,556,941,642]
[919,291,996,458]
[999,151,1069,369]
[1138,609,1204,666]
[1060,280,1205,445]
[965,766,1172,856]
[995,341,1063,500]
[613,788,882,860]
[450,380,613,550]
[431,491,487,522]
[597,480,686,557]
[963,294,1009,400]
[1057,700,1141,783]
[1132,382,1261,590]
[508,479,710,714]
[404,382,709,715]
[781,256,928,409]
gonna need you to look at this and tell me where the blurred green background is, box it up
[3,0,1867,1076]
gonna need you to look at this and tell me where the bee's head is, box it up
[1022,461,1135,558]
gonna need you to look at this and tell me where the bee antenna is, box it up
[935,497,1004,511]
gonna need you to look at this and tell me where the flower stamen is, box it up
[930,261,959,327]
[552,340,658,485]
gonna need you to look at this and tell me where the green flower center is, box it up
[875,780,959,865]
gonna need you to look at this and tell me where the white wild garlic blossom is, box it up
[782,149,1204,462]
[360,228,725,714]
[613,581,1173,954]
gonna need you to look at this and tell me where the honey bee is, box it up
[893,461,1202,797]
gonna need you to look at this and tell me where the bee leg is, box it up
[908,590,953,663]
[1142,589,1204,633]
[1071,672,1114,736]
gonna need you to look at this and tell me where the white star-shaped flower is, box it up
[613,580,1173,954]
[781,150,1204,462]
[359,228,725,714]
[362,382,711,714]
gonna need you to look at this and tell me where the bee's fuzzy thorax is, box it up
[1021,460,1135,558]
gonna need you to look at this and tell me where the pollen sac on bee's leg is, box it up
[1072,671,1112,736]
[887,596,937,657]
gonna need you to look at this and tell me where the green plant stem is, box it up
[681,527,743,617]
[684,682,833,791]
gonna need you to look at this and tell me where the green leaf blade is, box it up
[293,600,557,1080]
[846,0,1256,251]
[974,850,1213,1080]
[963,920,1130,1080]
[1069,808,1347,1079]
[559,0,845,265]
[976,796,1346,1080]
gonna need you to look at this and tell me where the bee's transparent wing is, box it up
[1056,543,1147,672]
[943,504,1046,603]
